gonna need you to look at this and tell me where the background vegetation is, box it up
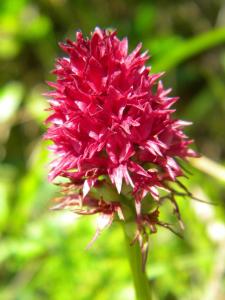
[0,0,225,299]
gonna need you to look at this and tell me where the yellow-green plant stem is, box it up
[123,225,152,300]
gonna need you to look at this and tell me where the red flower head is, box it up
[45,28,197,256]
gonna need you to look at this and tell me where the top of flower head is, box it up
[45,27,196,259]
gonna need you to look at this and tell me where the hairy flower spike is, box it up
[45,28,197,259]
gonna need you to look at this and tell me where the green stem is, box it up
[123,225,152,300]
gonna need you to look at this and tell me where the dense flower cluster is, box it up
[45,28,196,255]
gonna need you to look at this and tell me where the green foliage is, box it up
[0,0,225,299]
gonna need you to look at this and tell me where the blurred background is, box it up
[0,0,225,299]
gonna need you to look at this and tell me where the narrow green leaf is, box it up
[153,26,225,72]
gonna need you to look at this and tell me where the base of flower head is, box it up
[49,174,204,268]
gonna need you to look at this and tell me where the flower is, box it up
[45,28,196,257]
